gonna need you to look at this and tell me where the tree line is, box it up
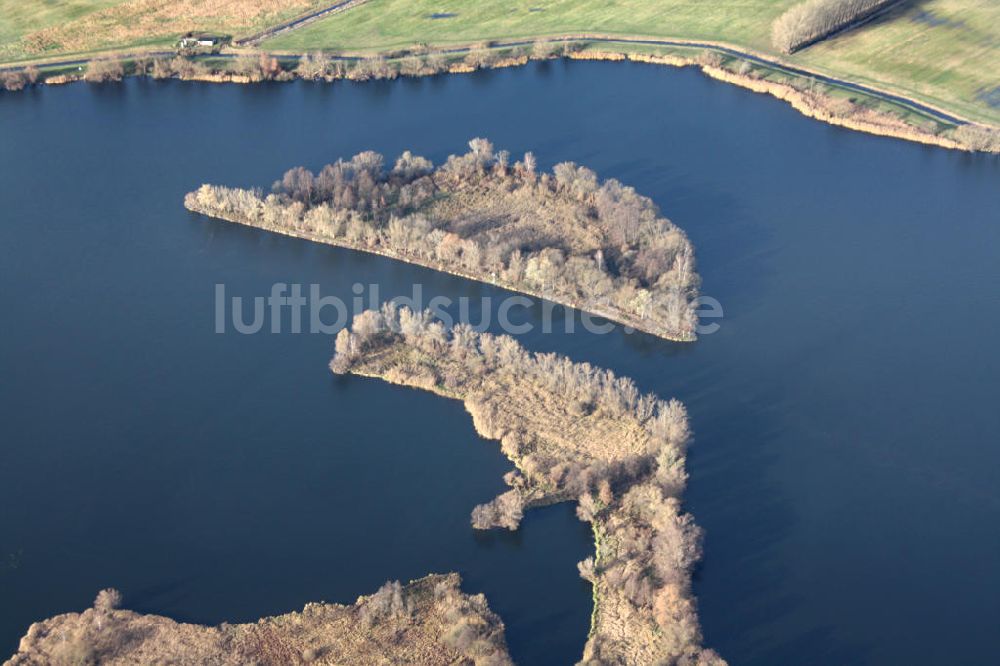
[772,0,899,53]
[1,39,582,93]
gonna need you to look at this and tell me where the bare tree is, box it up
[2,71,27,91]
[471,490,524,530]
[83,58,124,83]
[772,0,897,53]
[532,40,556,59]
[94,588,122,613]
[296,51,333,80]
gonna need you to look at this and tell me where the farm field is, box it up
[2,0,996,124]
[264,0,1000,124]
[0,0,331,63]
[266,0,797,52]
[796,0,1000,123]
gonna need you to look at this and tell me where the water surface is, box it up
[1,61,998,664]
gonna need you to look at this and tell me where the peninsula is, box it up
[185,140,701,341]
[6,574,511,665]
[330,305,725,664]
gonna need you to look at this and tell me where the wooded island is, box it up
[185,140,701,341]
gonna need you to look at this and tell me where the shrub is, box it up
[952,124,1000,153]
[296,51,333,80]
[94,588,122,613]
[531,40,557,59]
[471,490,524,530]
[696,51,723,68]
[359,580,406,626]
[83,58,124,83]
[2,71,26,91]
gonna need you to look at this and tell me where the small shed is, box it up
[177,33,226,50]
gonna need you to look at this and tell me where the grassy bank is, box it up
[263,0,1000,125]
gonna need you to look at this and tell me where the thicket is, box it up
[83,58,124,83]
[187,139,700,339]
[431,579,512,664]
[232,52,285,81]
[330,307,721,662]
[1,66,39,91]
[356,578,510,664]
[952,124,1000,153]
[44,589,123,664]
[772,0,899,53]
[11,578,512,665]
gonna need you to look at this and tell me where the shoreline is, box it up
[6,574,513,665]
[4,37,997,154]
[183,197,699,344]
[332,309,725,664]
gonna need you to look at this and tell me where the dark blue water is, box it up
[1,61,998,664]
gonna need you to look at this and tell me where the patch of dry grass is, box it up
[7,574,511,665]
[0,0,329,60]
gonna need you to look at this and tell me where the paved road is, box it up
[235,0,369,46]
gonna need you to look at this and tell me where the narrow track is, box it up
[234,0,370,47]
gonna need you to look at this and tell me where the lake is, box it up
[1,61,998,664]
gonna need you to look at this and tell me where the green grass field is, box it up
[264,0,999,124]
[267,0,796,52]
[0,0,122,48]
[2,0,996,125]
[796,0,999,123]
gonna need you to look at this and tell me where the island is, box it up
[185,140,701,341]
[6,574,512,665]
[330,306,724,665]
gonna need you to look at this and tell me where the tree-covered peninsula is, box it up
[7,575,511,665]
[331,305,724,665]
[185,139,701,341]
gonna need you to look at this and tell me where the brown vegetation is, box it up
[295,51,347,80]
[950,123,1000,153]
[186,140,701,341]
[7,574,511,666]
[0,66,38,92]
[6,0,324,59]
[697,61,970,151]
[150,55,210,79]
[772,0,899,53]
[83,58,125,83]
[330,306,724,664]
[233,52,285,81]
